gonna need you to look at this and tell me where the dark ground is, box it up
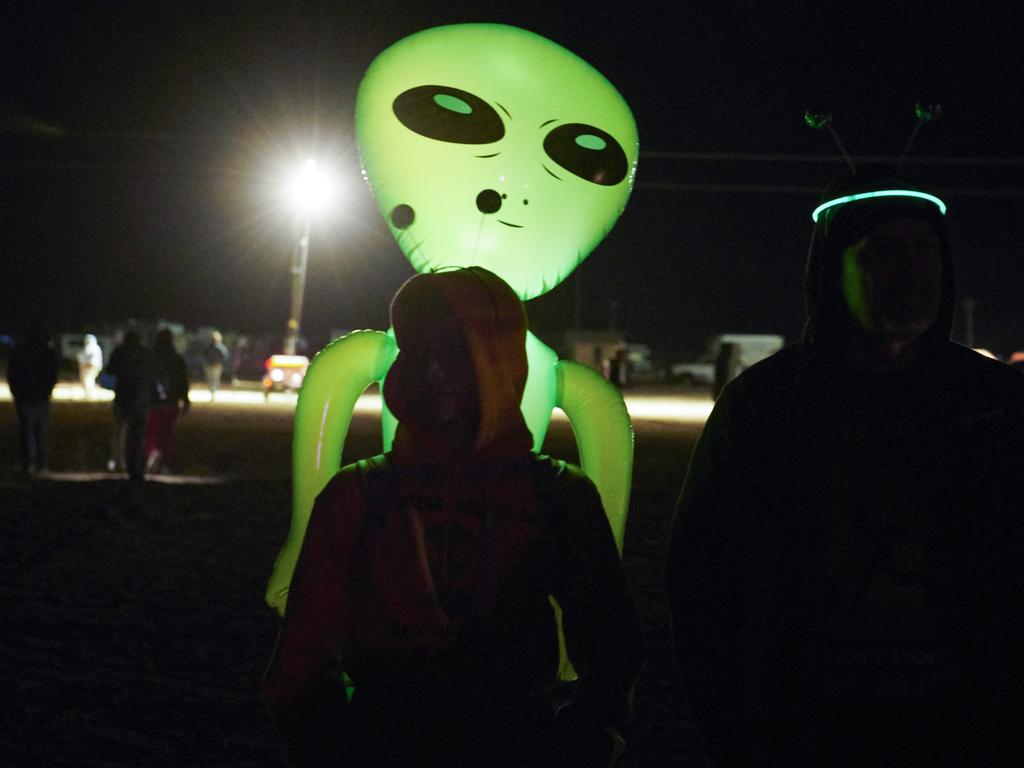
[1,397,707,766]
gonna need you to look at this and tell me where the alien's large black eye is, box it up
[392,85,505,144]
[543,123,628,186]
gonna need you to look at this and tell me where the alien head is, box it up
[356,23,638,300]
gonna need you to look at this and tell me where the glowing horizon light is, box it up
[811,189,947,222]
[1,383,712,423]
[285,158,336,215]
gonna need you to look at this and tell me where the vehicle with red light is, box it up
[263,354,309,398]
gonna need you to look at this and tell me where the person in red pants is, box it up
[145,328,190,474]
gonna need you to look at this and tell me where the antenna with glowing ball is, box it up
[804,104,856,173]
[899,97,942,173]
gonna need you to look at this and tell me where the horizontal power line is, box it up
[6,125,1023,167]
[636,181,1024,198]
[641,151,1024,167]
[3,160,1020,199]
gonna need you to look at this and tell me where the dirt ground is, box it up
[1,398,709,766]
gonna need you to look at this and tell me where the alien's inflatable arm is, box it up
[265,330,398,613]
[555,359,633,552]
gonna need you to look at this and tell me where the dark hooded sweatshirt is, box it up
[666,176,1024,767]
[263,268,643,767]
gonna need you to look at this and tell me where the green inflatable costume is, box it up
[266,24,638,619]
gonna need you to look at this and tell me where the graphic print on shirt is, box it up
[363,485,545,653]
[818,421,944,701]
[824,451,930,612]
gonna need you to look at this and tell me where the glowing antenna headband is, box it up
[811,189,947,222]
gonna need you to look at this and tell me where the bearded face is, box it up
[842,217,943,339]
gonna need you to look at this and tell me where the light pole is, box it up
[284,215,311,355]
[282,158,334,355]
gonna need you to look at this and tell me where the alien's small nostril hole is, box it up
[476,189,502,214]
[523,199,529,205]
[390,204,415,229]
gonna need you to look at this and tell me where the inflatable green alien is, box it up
[266,23,638,613]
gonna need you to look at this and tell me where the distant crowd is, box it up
[3,326,231,493]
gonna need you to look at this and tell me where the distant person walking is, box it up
[230,334,250,386]
[711,341,740,400]
[77,333,104,400]
[145,329,190,474]
[201,330,228,400]
[104,331,157,489]
[6,323,59,477]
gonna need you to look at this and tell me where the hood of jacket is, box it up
[802,165,954,361]
[383,267,533,463]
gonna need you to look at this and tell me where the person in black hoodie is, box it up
[104,330,158,488]
[263,267,644,768]
[666,168,1024,767]
[6,322,59,476]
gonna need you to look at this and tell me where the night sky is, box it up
[2,1,1022,361]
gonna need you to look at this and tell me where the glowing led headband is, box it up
[811,189,947,222]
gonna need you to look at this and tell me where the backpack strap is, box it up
[533,456,565,529]
[353,454,392,559]
[359,454,391,517]
[349,455,392,601]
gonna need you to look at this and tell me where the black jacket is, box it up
[105,340,158,409]
[154,343,190,406]
[7,339,59,403]
[667,172,1024,766]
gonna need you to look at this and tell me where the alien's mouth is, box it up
[497,220,523,228]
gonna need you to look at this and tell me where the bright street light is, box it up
[282,158,336,355]
[285,158,335,215]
